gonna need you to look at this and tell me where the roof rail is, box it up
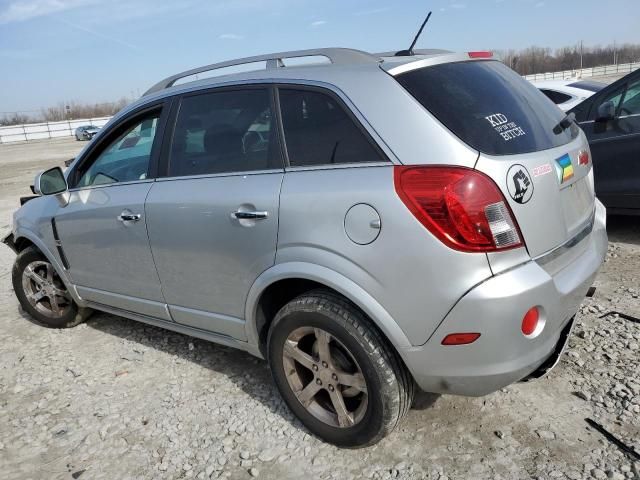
[143,48,380,96]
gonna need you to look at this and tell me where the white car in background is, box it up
[532,79,606,111]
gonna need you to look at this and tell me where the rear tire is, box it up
[12,247,91,328]
[267,289,414,447]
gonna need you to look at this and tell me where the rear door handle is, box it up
[232,211,269,220]
[118,212,141,222]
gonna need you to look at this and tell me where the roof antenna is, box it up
[395,11,432,57]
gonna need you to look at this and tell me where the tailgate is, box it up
[476,131,595,258]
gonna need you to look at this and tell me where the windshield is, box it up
[395,60,579,156]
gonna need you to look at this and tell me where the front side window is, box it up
[169,88,280,177]
[620,79,640,115]
[75,113,159,188]
[278,88,385,167]
[600,87,625,113]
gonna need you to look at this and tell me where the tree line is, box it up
[0,98,131,127]
[495,42,640,76]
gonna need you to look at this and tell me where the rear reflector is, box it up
[521,307,540,336]
[442,333,481,345]
[394,166,523,252]
[468,51,493,59]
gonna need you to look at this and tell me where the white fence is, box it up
[524,61,640,81]
[0,117,112,144]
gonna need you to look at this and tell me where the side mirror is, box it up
[34,166,68,194]
[596,101,616,122]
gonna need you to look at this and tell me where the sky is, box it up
[1,0,639,113]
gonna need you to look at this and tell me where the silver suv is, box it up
[3,48,608,447]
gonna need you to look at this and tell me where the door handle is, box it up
[231,210,269,220]
[118,212,141,222]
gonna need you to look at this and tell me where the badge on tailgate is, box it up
[555,154,574,184]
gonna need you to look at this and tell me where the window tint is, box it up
[620,79,640,115]
[75,113,159,188]
[540,89,573,105]
[396,61,578,156]
[169,88,279,177]
[278,89,385,166]
[567,80,606,93]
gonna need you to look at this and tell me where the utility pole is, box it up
[613,40,617,65]
[580,40,583,71]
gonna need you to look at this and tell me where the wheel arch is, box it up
[245,262,412,358]
[11,229,84,306]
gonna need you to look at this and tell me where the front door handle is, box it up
[232,211,269,220]
[118,212,141,222]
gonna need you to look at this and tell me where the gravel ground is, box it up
[0,138,639,480]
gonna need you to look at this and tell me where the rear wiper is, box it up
[553,112,575,135]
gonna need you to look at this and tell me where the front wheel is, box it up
[12,247,91,328]
[268,290,414,447]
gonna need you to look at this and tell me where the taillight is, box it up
[468,51,493,59]
[394,166,524,252]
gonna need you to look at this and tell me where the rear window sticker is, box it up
[485,113,526,142]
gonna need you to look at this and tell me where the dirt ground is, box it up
[0,138,638,480]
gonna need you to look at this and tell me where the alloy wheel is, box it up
[21,260,71,318]
[282,326,368,428]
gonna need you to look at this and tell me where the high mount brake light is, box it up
[468,51,493,59]
[394,166,524,253]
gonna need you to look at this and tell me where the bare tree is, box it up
[501,42,640,75]
[0,112,31,126]
[41,97,130,122]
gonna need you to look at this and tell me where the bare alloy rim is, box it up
[282,326,368,428]
[21,260,72,318]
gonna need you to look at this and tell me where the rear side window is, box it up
[540,89,573,105]
[169,88,280,177]
[396,61,578,156]
[278,88,385,166]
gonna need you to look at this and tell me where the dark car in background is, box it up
[570,69,640,215]
[74,125,100,141]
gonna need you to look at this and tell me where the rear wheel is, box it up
[12,247,91,328]
[268,290,413,447]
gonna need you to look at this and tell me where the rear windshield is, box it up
[568,80,606,92]
[396,61,578,156]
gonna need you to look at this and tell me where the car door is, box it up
[579,74,640,212]
[55,103,171,319]
[145,86,284,339]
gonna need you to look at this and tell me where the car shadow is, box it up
[607,215,640,246]
[13,293,441,432]
[85,311,304,429]
[84,311,439,434]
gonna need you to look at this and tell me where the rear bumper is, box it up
[401,199,607,396]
